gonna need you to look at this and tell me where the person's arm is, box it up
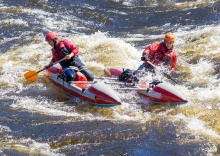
[170,52,177,72]
[63,39,79,59]
[142,42,160,60]
[142,45,151,56]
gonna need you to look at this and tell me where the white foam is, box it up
[6,138,64,156]
[187,117,220,139]
[10,97,80,117]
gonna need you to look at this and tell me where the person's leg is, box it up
[74,56,94,81]
[80,69,94,81]
[133,64,146,75]
[134,64,155,75]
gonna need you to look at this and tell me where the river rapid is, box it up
[0,0,220,155]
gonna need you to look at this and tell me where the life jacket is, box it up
[148,42,172,66]
[52,40,75,66]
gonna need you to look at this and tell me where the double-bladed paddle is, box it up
[24,58,65,81]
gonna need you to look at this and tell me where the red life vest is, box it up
[143,42,177,72]
[149,42,172,65]
[51,39,79,66]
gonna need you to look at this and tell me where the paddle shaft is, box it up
[147,61,177,84]
[146,60,156,69]
[35,58,65,75]
[43,57,65,72]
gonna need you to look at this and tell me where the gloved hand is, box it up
[141,55,149,61]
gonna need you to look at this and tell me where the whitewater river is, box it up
[0,0,220,155]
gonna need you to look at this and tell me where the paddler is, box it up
[45,32,94,81]
[119,32,177,82]
[136,32,177,74]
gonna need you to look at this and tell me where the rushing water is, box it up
[0,0,220,155]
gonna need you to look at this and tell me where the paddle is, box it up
[146,60,177,84]
[24,58,65,81]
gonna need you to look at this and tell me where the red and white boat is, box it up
[45,65,121,107]
[104,67,188,105]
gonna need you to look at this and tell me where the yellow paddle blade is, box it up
[24,70,38,81]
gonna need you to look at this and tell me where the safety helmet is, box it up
[164,32,175,42]
[45,32,58,42]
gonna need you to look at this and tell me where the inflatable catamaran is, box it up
[104,67,188,105]
[45,65,121,107]
[24,58,121,107]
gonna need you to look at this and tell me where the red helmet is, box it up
[164,32,175,42]
[45,32,58,41]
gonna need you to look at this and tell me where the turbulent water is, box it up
[0,0,220,155]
